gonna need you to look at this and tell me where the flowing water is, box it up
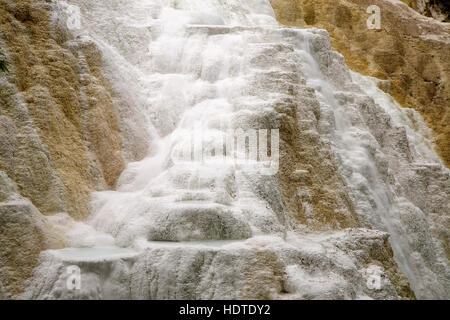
[23,0,449,299]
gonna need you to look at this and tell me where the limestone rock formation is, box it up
[0,0,148,297]
[0,172,65,298]
[1,0,448,300]
[0,0,126,219]
[23,230,412,300]
[270,0,450,167]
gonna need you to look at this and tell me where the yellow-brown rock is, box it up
[276,90,361,230]
[0,172,65,298]
[270,0,450,167]
[0,0,125,219]
[0,0,133,297]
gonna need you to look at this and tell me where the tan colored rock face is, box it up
[0,0,136,297]
[0,173,65,298]
[276,82,361,230]
[270,0,450,167]
[0,0,125,219]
